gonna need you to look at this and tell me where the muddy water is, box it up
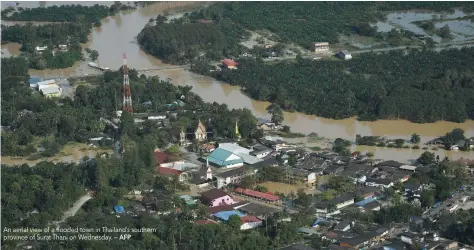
[2,2,473,163]
[1,42,21,57]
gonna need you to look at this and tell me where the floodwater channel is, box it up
[1,2,473,163]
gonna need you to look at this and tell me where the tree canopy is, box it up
[194,48,474,123]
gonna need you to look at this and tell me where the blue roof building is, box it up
[28,77,41,88]
[207,148,244,168]
[213,210,245,221]
[114,205,125,214]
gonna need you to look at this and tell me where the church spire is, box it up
[235,119,241,140]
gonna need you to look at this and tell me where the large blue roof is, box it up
[207,148,243,167]
[213,210,245,221]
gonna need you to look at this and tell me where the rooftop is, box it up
[157,167,182,176]
[200,189,230,201]
[207,148,244,167]
[213,210,245,221]
[218,143,262,165]
[222,58,238,67]
[216,167,246,179]
[237,202,279,216]
[315,194,354,209]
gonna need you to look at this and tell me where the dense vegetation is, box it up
[137,19,248,64]
[193,48,474,123]
[1,162,89,230]
[1,57,260,157]
[1,4,131,24]
[0,4,130,69]
[188,2,474,48]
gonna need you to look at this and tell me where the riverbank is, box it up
[12,2,473,163]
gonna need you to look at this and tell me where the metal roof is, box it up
[207,148,243,167]
[40,85,61,95]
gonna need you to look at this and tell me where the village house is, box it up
[216,167,249,188]
[39,84,61,98]
[237,202,279,220]
[314,42,330,53]
[334,220,354,232]
[257,122,277,131]
[314,194,355,215]
[250,148,273,158]
[290,168,317,187]
[222,58,238,69]
[154,148,170,166]
[156,167,189,182]
[337,50,352,60]
[359,200,381,212]
[199,189,236,207]
[200,143,215,153]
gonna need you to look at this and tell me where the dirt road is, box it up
[53,193,93,226]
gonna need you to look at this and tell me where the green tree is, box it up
[227,214,242,230]
[417,151,436,165]
[411,133,421,144]
[420,190,435,208]
[89,50,99,61]
[266,103,284,125]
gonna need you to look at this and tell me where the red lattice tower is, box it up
[122,53,133,113]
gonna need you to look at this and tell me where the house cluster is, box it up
[28,77,62,98]
[375,217,474,250]
[195,188,281,230]
[35,44,69,55]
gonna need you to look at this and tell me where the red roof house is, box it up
[154,148,170,165]
[157,167,182,177]
[222,59,238,69]
[234,188,280,202]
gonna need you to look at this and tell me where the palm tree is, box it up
[411,133,421,144]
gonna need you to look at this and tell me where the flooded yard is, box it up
[374,9,474,43]
[0,143,113,166]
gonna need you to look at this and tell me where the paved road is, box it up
[423,188,474,220]
[53,193,93,226]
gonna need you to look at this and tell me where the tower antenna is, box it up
[122,53,133,113]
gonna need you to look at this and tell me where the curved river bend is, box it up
[2,1,473,163]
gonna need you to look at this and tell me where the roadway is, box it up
[423,187,474,220]
[53,193,93,226]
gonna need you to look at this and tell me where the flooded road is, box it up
[2,2,473,163]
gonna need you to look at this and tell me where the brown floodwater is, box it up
[2,2,473,163]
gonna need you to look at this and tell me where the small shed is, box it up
[114,205,125,214]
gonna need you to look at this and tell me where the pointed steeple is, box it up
[235,119,241,139]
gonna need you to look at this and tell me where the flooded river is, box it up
[1,2,473,163]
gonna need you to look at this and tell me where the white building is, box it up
[314,42,329,53]
[35,46,48,52]
[240,216,263,230]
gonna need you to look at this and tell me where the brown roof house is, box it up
[199,189,236,207]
